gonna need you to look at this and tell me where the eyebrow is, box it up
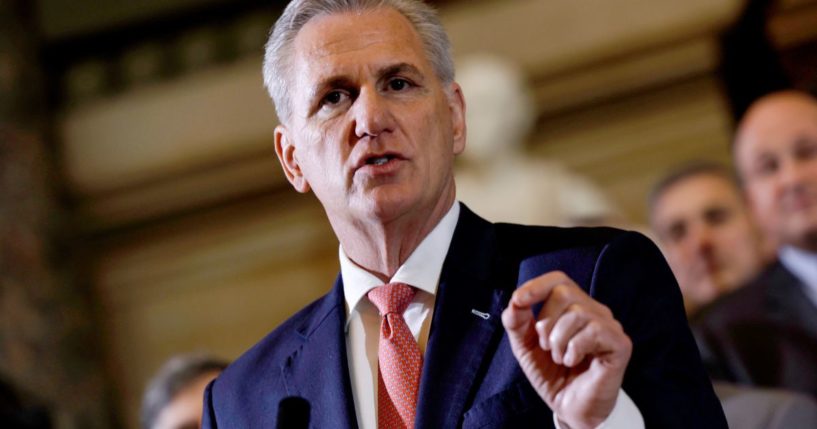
[379,62,424,81]
[794,135,817,146]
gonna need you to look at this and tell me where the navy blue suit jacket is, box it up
[203,205,726,428]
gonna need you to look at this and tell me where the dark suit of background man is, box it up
[694,91,817,397]
[202,1,726,427]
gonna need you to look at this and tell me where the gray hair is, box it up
[140,353,229,429]
[263,0,455,122]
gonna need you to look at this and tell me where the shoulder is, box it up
[495,223,666,299]
[494,222,660,270]
[457,202,658,259]
[212,289,338,399]
[693,261,785,327]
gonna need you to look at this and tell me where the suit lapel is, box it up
[415,206,511,428]
[281,276,359,429]
[767,261,817,333]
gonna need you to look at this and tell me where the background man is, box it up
[203,1,726,428]
[141,354,227,429]
[648,162,767,315]
[694,90,817,396]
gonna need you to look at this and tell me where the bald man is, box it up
[694,91,817,397]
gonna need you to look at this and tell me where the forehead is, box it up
[737,97,817,160]
[291,7,430,82]
[655,174,740,219]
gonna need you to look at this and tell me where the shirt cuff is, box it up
[552,389,644,429]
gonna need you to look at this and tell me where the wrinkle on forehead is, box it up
[308,31,391,59]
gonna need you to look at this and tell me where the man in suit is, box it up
[694,91,817,397]
[648,163,817,428]
[203,1,726,427]
[648,162,767,316]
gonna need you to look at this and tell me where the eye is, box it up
[754,155,778,177]
[704,207,730,226]
[666,222,687,244]
[386,78,412,91]
[322,90,347,106]
[794,139,817,161]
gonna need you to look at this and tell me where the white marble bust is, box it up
[455,53,618,226]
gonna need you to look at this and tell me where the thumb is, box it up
[502,302,537,350]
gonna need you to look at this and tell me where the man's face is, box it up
[652,173,764,312]
[274,7,465,229]
[735,94,817,252]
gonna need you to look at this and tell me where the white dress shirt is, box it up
[779,246,817,308]
[341,202,643,429]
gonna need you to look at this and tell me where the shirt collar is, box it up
[340,202,460,317]
[779,245,817,290]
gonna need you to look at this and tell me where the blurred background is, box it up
[1,0,817,427]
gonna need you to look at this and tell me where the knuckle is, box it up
[611,319,625,335]
[548,326,562,342]
[598,304,614,318]
[567,337,581,353]
[567,303,586,317]
[587,320,604,337]
[552,284,572,301]
[564,307,588,327]
[564,341,575,361]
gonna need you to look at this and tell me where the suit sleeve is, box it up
[591,231,727,428]
[202,378,218,429]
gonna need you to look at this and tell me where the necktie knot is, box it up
[367,282,415,316]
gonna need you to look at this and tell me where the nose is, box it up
[690,224,714,256]
[352,87,393,139]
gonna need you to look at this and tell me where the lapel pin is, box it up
[471,309,491,320]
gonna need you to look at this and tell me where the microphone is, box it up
[276,396,310,429]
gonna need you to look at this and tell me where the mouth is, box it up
[782,191,817,212]
[366,155,396,166]
[355,152,405,172]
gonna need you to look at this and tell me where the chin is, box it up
[356,192,415,222]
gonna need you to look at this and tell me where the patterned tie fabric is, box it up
[367,282,423,429]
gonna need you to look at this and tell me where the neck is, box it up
[789,229,817,254]
[334,191,456,282]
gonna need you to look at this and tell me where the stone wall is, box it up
[0,1,112,427]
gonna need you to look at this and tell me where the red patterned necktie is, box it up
[367,282,423,429]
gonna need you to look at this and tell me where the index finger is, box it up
[510,270,576,309]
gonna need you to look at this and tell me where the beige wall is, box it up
[94,193,338,425]
[56,0,777,427]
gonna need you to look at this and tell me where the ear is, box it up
[274,125,311,193]
[447,82,467,156]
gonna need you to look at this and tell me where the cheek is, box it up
[748,185,776,216]
[668,244,691,264]
[806,163,817,184]
[302,128,344,171]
